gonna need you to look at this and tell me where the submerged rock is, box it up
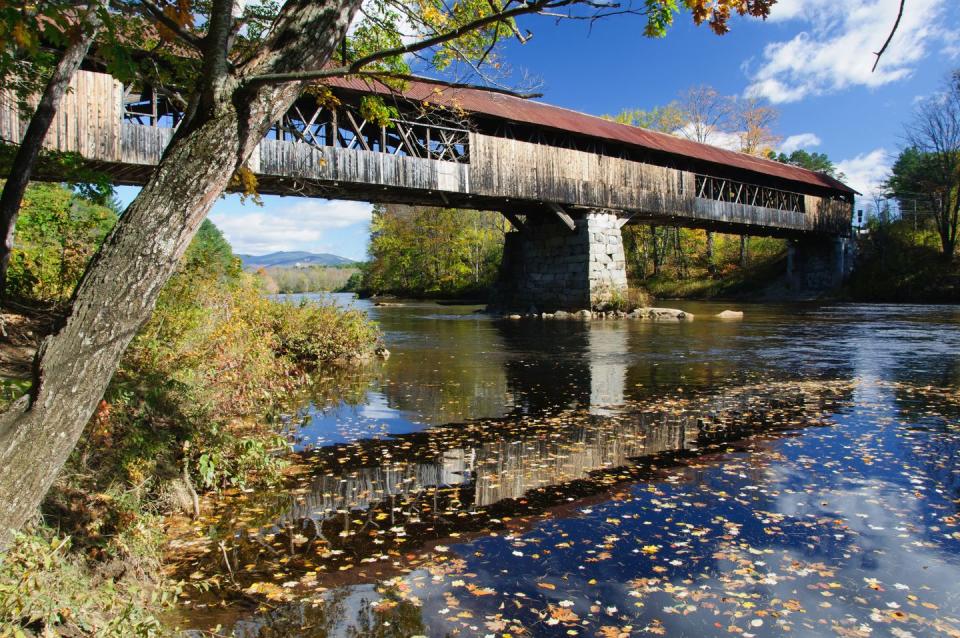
[629,307,694,321]
[717,310,744,320]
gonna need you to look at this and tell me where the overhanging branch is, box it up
[250,69,542,99]
[130,0,205,51]
[241,0,616,89]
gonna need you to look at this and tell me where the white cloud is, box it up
[675,123,742,151]
[209,198,373,255]
[745,0,955,103]
[836,148,890,197]
[675,124,824,158]
[945,36,960,60]
[779,133,822,154]
[349,0,418,44]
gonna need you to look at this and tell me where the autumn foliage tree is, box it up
[363,204,506,296]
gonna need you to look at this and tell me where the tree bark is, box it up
[650,224,661,276]
[705,231,715,276]
[0,1,105,297]
[0,0,362,545]
[938,190,959,260]
[673,227,687,278]
[739,234,750,268]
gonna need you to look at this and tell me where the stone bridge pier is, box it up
[493,211,628,312]
[786,236,856,292]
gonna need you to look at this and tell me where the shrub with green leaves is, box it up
[5,182,116,304]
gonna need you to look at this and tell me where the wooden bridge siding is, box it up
[807,195,852,234]
[121,124,172,165]
[117,125,474,195]
[256,139,470,194]
[469,133,694,213]
[1,70,122,161]
[469,133,849,233]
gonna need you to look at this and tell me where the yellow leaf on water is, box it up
[548,605,579,623]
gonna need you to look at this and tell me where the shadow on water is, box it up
[170,297,960,637]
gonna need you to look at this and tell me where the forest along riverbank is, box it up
[166,299,960,638]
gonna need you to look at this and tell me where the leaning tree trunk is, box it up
[0,0,361,544]
[0,1,105,297]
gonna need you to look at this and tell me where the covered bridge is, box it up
[0,70,856,310]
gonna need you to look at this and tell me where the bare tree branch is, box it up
[486,0,531,43]
[872,0,904,73]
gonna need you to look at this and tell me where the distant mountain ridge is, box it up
[238,251,356,269]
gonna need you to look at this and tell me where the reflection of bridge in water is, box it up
[348,316,634,426]
[177,379,850,590]
[280,382,835,522]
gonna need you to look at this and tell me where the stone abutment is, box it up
[493,212,628,312]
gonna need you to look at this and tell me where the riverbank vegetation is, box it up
[359,201,788,302]
[0,183,380,635]
[255,264,361,294]
[848,218,960,303]
[624,226,787,299]
[361,204,506,298]
[847,70,959,302]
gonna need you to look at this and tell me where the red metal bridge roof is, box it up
[329,75,855,195]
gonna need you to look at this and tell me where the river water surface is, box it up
[173,298,960,638]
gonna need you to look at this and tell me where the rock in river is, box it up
[716,310,744,320]
[644,307,694,321]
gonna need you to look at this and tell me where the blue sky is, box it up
[118,0,960,260]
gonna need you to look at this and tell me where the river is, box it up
[172,297,960,637]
